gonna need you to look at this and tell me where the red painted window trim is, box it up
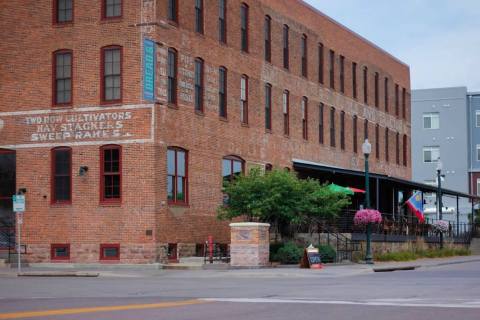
[241,75,249,124]
[52,49,73,107]
[167,47,178,105]
[52,0,74,25]
[51,146,72,205]
[100,243,120,260]
[51,243,70,261]
[301,34,308,78]
[100,144,122,204]
[240,3,249,53]
[223,155,245,182]
[101,0,123,20]
[167,147,188,205]
[100,45,123,105]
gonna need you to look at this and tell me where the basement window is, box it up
[100,244,120,260]
[51,244,70,261]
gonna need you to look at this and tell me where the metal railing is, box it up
[203,242,230,264]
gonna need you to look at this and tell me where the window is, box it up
[240,3,249,52]
[353,115,358,153]
[100,145,121,203]
[403,134,408,166]
[167,147,188,204]
[51,147,71,204]
[195,0,204,34]
[100,244,120,260]
[283,90,289,135]
[218,0,227,43]
[423,146,440,163]
[402,88,406,119]
[302,97,308,140]
[363,67,368,104]
[194,58,204,113]
[265,163,273,172]
[364,119,368,140]
[374,72,379,108]
[477,145,480,161]
[318,43,324,84]
[330,107,336,147]
[240,75,248,124]
[340,55,345,93]
[222,156,244,182]
[168,0,178,23]
[329,50,335,89]
[340,111,345,150]
[264,16,271,62]
[476,111,480,127]
[395,84,399,116]
[477,179,480,196]
[385,127,389,162]
[396,132,400,164]
[265,83,272,131]
[53,50,72,106]
[375,124,379,159]
[51,244,70,261]
[102,0,122,19]
[167,48,177,105]
[101,46,122,103]
[423,112,439,129]
[319,103,324,144]
[219,67,227,118]
[301,34,308,78]
[384,77,389,112]
[283,25,289,69]
[352,62,357,99]
[54,0,73,23]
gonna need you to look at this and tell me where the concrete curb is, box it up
[18,271,99,277]
[373,265,419,272]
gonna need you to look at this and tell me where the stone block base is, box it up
[230,222,270,267]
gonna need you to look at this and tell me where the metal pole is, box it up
[456,196,459,237]
[364,153,373,264]
[16,214,21,273]
[437,169,443,249]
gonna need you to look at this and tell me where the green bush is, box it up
[269,242,284,262]
[375,247,471,262]
[273,242,303,264]
[318,244,336,263]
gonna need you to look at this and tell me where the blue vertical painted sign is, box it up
[143,38,156,101]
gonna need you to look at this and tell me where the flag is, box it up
[406,191,425,223]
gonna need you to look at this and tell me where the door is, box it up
[0,149,16,249]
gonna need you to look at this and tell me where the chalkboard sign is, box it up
[307,251,321,265]
[300,246,323,269]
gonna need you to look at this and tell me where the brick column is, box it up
[229,222,270,267]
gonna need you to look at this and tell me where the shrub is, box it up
[273,242,303,264]
[318,244,336,263]
[375,247,471,262]
[269,242,284,262]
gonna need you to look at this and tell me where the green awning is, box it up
[328,183,354,195]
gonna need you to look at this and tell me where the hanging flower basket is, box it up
[432,220,449,234]
[354,209,383,226]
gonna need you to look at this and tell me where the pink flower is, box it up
[354,209,383,225]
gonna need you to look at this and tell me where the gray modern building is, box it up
[412,87,473,223]
[468,92,480,196]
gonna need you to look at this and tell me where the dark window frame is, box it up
[218,0,227,43]
[364,119,368,140]
[167,0,179,24]
[194,58,204,113]
[283,25,289,69]
[402,88,407,119]
[319,103,324,144]
[403,134,408,166]
[340,111,345,150]
[101,0,123,20]
[395,84,399,117]
[53,0,74,24]
[302,96,308,140]
[51,243,70,261]
[222,155,245,182]
[240,74,249,124]
[100,244,120,260]
[396,132,400,165]
[167,147,188,205]
[100,144,122,204]
[195,0,204,34]
[265,83,272,131]
[283,90,290,136]
[375,124,380,159]
[339,55,345,93]
[264,15,271,62]
[51,146,72,205]
[353,115,358,153]
[318,43,324,84]
[329,50,335,89]
[330,107,336,147]
[385,127,389,162]
[301,34,308,78]
[352,62,357,99]
[219,66,227,118]
[100,45,122,105]
[363,67,368,105]
[374,72,379,108]
[384,77,389,112]
[240,3,249,53]
[52,49,73,107]
[167,47,178,105]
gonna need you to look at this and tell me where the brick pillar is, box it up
[229,222,270,267]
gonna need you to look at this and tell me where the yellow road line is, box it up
[0,299,210,319]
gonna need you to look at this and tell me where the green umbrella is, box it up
[328,183,354,195]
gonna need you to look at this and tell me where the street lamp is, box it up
[362,139,373,264]
[436,158,443,249]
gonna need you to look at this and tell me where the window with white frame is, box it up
[423,112,439,129]
[423,146,440,163]
[240,75,248,124]
[476,111,480,127]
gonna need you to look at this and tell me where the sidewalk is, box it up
[1,255,479,278]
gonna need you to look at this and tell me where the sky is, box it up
[304,0,480,91]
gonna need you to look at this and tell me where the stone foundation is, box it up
[230,222,270,267]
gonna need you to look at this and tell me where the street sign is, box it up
[13,194,25,212]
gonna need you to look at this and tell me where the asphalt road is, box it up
[0,260,479,320]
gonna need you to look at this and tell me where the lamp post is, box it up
[436,158,443,249]
[362,139,373,264]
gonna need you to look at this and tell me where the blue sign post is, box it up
[143,38,156,101]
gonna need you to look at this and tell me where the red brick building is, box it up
[0,0,411,263]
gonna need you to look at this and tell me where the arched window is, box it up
[167,147,188,204]
[100,144,121,203]
[222,155,244,182]
[51,146,72,204]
